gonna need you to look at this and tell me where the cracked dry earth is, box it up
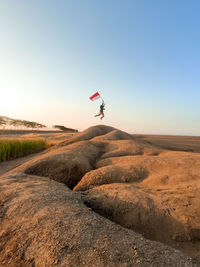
[0,125,200,266]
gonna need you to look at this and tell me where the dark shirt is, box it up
[100,104,104,112]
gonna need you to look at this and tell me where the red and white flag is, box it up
[89,92,101,101]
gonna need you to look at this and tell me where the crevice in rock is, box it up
[24,143,107,191]
[25,162,89,190]
[81,195,200,264]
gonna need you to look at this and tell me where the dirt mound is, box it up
[57,125,115,147]
[95,152,200,188]
[99,140,160,159]
[1,125,200,265]
[0,174,196,266]
[91,129,133,141]
[74,164,148,191]
[82,183,200,242]
[24,141,102,189]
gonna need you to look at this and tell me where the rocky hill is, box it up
[0,125,199,266]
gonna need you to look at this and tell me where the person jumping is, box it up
[95,101,105,120]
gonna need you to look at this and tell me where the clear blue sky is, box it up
[0,0,199,135]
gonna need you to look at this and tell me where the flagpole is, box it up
[99,92,104,103]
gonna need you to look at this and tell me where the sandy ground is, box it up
[0,131,199,177]
[0,129,76,143]
[1,127,200,266]
[0,131,199,176]
[133,134,200,153]
[1,129,199,150]
[0,153,39,176]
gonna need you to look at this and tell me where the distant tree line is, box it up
[53,125,78,132]
[0,116,46,130]
[0,116,78,132]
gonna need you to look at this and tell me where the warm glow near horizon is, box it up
[0,1,199,136]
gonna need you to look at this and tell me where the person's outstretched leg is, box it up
[100,113,104,120]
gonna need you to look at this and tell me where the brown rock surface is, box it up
[0,125,200,266]
[0,174,196,266]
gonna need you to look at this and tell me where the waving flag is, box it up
[89,92,101,101]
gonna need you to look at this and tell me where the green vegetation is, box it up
[0,139,48,162]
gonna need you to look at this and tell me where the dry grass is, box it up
[0,139,49,162]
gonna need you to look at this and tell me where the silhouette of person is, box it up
[95,101,105,120]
